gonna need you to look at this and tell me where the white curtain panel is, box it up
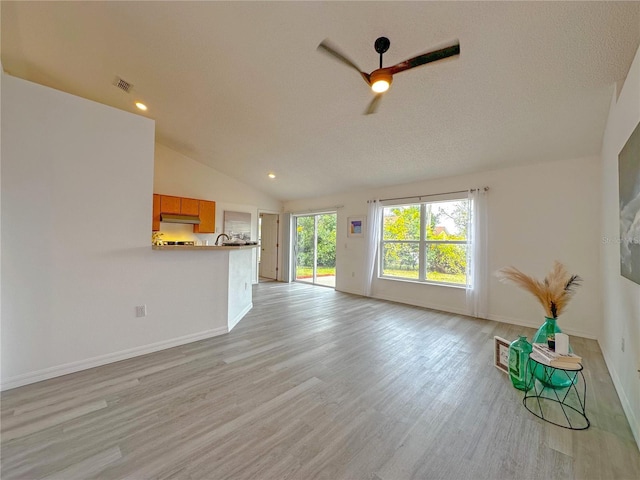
[466,189,489,318]
[363,200,382,296]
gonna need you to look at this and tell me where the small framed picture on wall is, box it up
[348,216,365,238]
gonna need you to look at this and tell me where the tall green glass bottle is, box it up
[509,335,533,391]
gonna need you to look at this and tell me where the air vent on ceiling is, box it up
[113,76,133,93]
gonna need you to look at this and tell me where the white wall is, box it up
[0,62,3,383]
[599,44,640,448]
[0,74,249,389]
[285,155,602,339]
[153,143,283,283]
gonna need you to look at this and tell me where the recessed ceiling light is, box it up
[135,102,148,111]
[268,173,276,179]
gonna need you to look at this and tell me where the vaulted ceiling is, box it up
[2,1,639,201]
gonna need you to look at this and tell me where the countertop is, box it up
[152,244,259,251]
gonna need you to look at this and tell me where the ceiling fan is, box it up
[317,37,460,114]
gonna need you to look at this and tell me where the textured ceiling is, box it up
[2,1,639,201]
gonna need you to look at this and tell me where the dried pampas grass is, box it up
[497,261,582,318]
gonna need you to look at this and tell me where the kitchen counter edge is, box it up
[152,245,259,251]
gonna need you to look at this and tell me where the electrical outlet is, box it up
[135,305,147,317]
[621,337,625,352]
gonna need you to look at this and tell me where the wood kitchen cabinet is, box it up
[160,195,199,215]
[160,195,181,214]
[154,194,215,233]
[152,194,161,231]
[180,197,199,216]
[194,200,216,233]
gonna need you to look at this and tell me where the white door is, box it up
[259,213,278,280]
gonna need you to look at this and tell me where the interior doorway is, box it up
[294,212,336,288]
[259,213,278,281]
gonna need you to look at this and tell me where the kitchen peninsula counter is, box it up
[152,244,256,332]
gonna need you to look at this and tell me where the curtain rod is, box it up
[375,187,489,203]
[287,205,344,215]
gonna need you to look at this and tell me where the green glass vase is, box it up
[509,335,533,390]
[532,317,574,388]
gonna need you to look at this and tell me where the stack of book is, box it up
[531,343,582,369]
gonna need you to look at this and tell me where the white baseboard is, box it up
[360,291,598,340]
[486,313,597,340]
[338,289,467,317]
[228,303,253,332]
[0,327,228,391]
[600,341,640,452]
[372,292,470,317]
[335,287,364,296]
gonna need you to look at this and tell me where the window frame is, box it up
[379,197,470,287]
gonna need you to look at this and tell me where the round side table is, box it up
[523,351,590,430]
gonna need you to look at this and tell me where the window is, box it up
[381,198,469,286]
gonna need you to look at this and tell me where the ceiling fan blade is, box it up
[364,94,383,115]
[387,42,460,76]
[317,40,371,85]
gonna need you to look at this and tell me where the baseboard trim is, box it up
[372,292,470,317]
[0,327,228,391]
[486,313,597,339]
[335,287,364,296]
[600,341,640,452]
[362,292,597,340]
[228,303,253,332]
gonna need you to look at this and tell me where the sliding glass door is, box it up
[295,213,336,288]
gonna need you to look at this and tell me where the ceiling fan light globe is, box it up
[370,70,392,93]
[371,80,390,93]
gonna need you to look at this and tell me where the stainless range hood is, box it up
[160,213,201,225]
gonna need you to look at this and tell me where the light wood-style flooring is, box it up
[2,282,639,479]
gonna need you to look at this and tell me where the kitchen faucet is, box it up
[215,233,230,245]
